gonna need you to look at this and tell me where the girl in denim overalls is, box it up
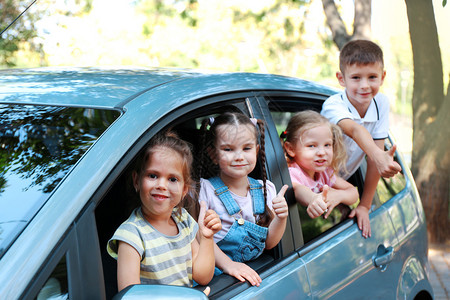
[197,112,289,287]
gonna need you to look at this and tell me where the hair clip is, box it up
[209,117,215,125]
[250,118,258,126]
[280,130,287,139]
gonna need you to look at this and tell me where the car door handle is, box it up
[373,245,394,271]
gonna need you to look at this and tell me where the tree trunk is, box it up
[321,0,371,50]
[405,0,450,243]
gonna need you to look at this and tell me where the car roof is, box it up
[0,67,336,109]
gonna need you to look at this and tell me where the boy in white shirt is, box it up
[321,39,401,238]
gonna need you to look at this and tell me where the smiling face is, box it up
[214,124,258,184]
[133,146,188,221]
[337,62,386,117]
[285,124,333,179]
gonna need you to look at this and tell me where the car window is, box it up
[266,96,356,243]
[95,98,265,299]
[0,104,120,258]
[36,256,69,300]
[374,139,406,206]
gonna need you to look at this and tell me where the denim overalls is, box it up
[208,176,269,264]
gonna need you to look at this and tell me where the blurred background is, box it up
[1,0,448,244]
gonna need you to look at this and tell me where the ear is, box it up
[132,170,140,192]
[256,144,260,155]
[336,71,346,87]
[381,70,386,84]
[284,141,296,158]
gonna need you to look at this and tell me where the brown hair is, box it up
[282,110,347,176]
[339,39,384,73]
[198,112,273,227]
[133,131,195,217]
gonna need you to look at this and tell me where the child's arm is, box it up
[192,202,222,285]
[266,185,289,249]
[323,177,359,219]
[338,119,401,178]
[348,139,383,238]
[214,243,262,286]
[117,241,141,292]
[292,182,328,218]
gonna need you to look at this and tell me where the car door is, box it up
[260,93,403,299]
[94,92,312,299]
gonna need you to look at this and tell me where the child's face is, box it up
[133,147,188,219]
[285,124,333,179]
[214,124,258,182]
[337,62,386,116]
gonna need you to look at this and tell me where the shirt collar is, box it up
[341,90,379,122]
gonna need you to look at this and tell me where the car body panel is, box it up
[300,206,398,299]
[230,255,311,299]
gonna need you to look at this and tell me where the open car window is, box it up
[95,96,281,299]
[264,95,359,243]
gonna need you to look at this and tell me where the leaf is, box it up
[443,0,447,7]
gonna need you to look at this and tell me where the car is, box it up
[0,67,433,300]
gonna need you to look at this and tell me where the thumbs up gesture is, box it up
[198,201,222,239]
[374,144,401,178]
[306,185,329,219]
[272,185,289,219]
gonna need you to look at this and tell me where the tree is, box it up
[404,0,449,243]
[321,0,449,243]
[0,0,41,67]
[321,0,372,48]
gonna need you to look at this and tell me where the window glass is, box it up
[375,139,406,205]
[35,256,69,300]
[0,104,120,258]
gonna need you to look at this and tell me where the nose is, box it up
[316,146,326,155]
[233,150,244,161]
[155,177,168,190]
[360,78,370,89]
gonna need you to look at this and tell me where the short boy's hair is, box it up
[339,39,384,73]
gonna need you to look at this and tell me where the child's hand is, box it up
[198,201,222,239]
[272,185,289,219]
[202,286,210,296]
[349,205,371,238]
[306,185,328,219]
[222,261,262,287]
[374,144,401,178]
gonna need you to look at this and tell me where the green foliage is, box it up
[0,0,39,67]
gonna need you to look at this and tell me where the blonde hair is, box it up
[282,110,347,175]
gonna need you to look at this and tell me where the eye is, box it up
[325,143,332,148]
[351,76,360,80]
[169,177,179,183]
[223,147,232,152]
[244,146,252,151]
[148,173,157,179]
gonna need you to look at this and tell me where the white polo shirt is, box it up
[321,90,390,179]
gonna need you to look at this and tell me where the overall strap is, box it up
[208,177,241,215]
[248,177,265,215]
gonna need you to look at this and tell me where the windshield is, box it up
[0,104,120,257]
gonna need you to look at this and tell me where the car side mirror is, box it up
[112,284,208,300]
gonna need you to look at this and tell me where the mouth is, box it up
[359,92,372,97]
[314,159,327,166]
[231,164,247,168]
[152,194,169,201]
